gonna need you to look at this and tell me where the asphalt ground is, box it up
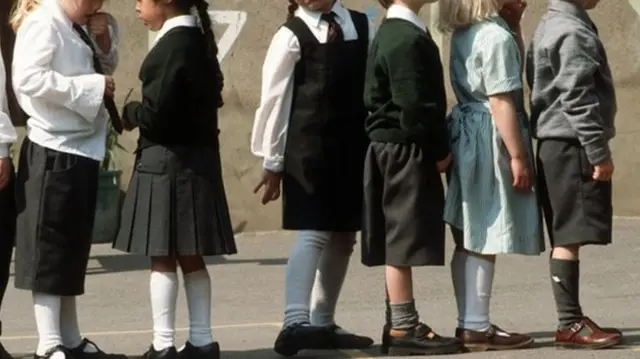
[2,218,640,358]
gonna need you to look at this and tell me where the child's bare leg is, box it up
[385,265,417,329]
[177,256,214,348]
[150,257,178,351]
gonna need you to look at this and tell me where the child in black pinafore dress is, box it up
[112,0,235,358]
[251,0,374,356]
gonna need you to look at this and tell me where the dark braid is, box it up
[194,0,224,107]
[287,0,298,20]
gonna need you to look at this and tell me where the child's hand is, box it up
[104,76,115,98]
[436,153,452,173]
[510,157,531,191]
[500,0,527,30]
[89,12,112,53]
[593,158,614,181]
[253,170,282,205]
[89,12,110,36]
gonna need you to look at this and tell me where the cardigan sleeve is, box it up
[123,49,185,132]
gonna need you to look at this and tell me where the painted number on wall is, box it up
[148,10,248,62]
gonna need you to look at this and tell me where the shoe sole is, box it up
[274,335,334,357]
[554,337,622,350]
[387,344,464,356]
[463,338,535,352]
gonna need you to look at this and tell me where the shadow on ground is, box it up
[527,327,640,349]
[10,254,288,277]
[85,254,288,275]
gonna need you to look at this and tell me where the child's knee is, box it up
[177,255,206,274]
[296,230,332,249]
[328,232,356,255]
[151,256,177,272]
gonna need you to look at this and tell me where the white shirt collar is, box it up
[152,15,197,47]
[386,4,426,32]
[296,1,350,28]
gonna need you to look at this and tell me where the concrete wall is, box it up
[2,1,640,232]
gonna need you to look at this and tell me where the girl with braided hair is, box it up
[251,0,375,356]
[112,0,235,358]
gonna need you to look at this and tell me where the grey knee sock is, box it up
[390,300,420,330]
[550,258,583,329]
[310,233,355,326]
[283,231,331,328]
[385,299,391,327]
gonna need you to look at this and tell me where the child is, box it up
[111,0,235,358]
[251,0,375,356]
[0,45,18,359]
[362,0,463,356]
[10,0,120,358]
[438,0,542,352]
[526,0,621,349]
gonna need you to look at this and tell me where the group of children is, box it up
[251,0,620,357]
[0,0,620,358]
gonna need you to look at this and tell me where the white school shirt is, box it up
[250,2,376,172]
[150,15,198,48]
[386,4,427,31]
[0,52,18,159]
[12,0,120,161]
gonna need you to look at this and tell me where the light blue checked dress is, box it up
[443,16,544,255]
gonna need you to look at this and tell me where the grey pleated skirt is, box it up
[113,145,237,257]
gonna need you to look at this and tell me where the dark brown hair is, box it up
[378,0,393,9]
[287,0,298,20]
[170,0,224,107]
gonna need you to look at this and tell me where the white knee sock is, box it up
[59,296,98,353]
[310,232,355,327]
[283,230,331,328]
[34,293,63,356]
[454,253,495,331]
[183,269,213,347]
[451,250,467,327]
[150,271,179,351]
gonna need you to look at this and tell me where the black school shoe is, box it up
[0,342,12,359]
[273,323,334,357]
[384,323,463,356]
[142,346,178,359]
[68,338,123,359]
[34,345,72,359]
[177,342,220,359]
[325,325,374,349]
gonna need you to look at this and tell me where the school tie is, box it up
[72,23,123,134]
[321,12,344,43]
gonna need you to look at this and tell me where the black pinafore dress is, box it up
[281,11,369,232]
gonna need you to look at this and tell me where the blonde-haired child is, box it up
[11,0,121,359]
[439,0,542,351]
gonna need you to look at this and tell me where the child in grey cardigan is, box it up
[526,0,620,350]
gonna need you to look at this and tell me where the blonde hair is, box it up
[438,0,500,33]
[10,0,42,31]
